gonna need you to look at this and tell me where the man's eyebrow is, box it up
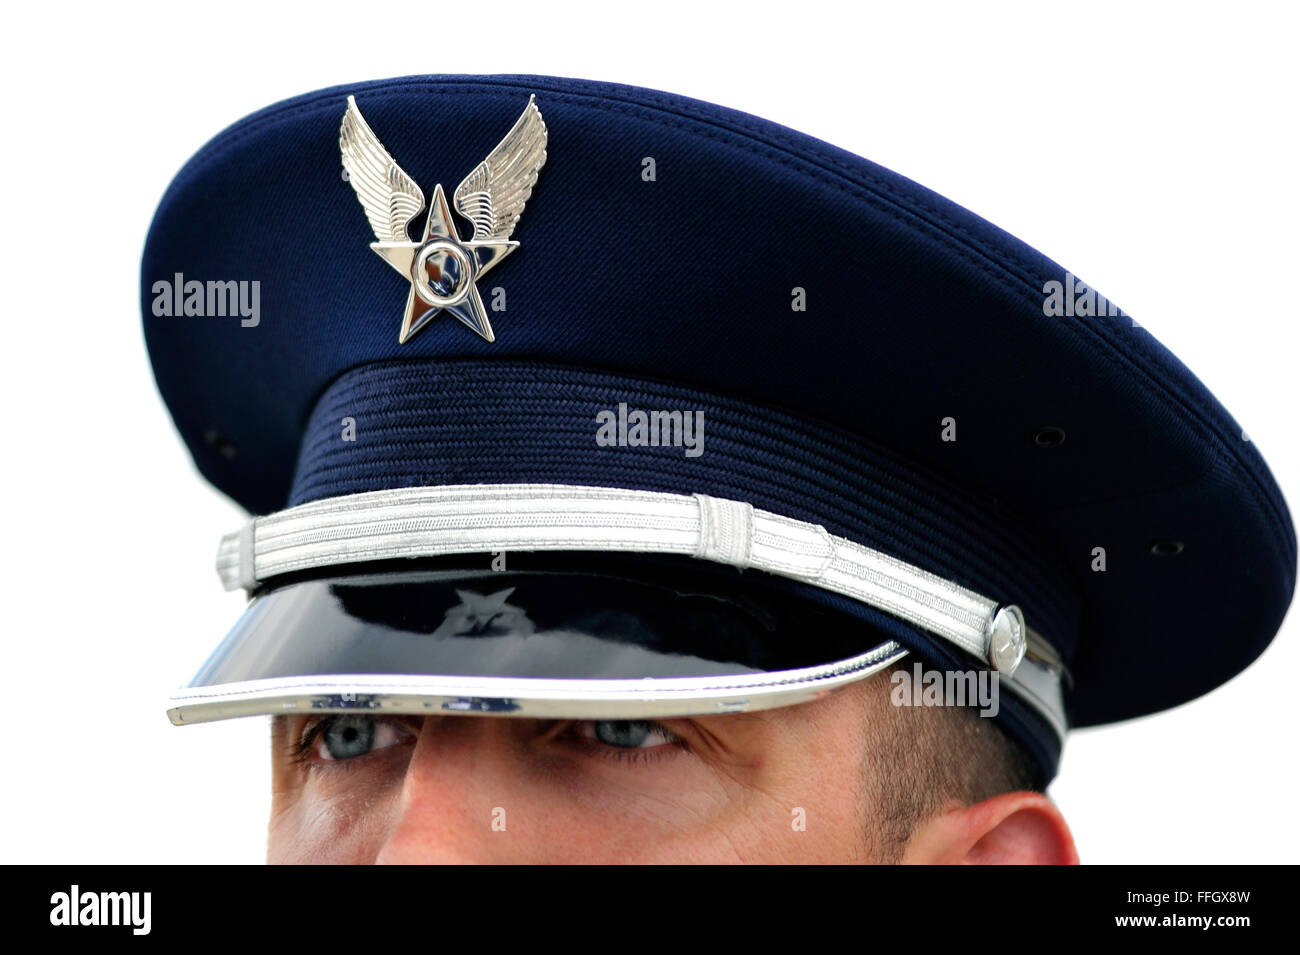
[270,714,301,752]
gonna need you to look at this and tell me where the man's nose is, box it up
[374,717,528,864]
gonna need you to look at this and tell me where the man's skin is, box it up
[268,673,1078,864]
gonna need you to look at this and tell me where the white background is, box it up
[2,1,1296,863]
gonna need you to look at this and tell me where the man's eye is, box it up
[580,720,679,750]
[311,716,411,762]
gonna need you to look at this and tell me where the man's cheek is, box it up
[675,766,866,863]
[268,782,403,864]
[527,767,753,862]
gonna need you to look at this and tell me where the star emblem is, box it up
[371,184,515,343]
[340,95,548,344]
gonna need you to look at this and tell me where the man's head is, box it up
[267,661,1076,863]
[147,75,1292,867]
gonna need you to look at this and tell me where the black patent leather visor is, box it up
[168,563,906,725]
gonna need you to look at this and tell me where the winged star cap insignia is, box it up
[339,95,548,344]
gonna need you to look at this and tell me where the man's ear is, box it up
[900,791,1079,865]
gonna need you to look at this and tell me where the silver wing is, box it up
[339,95,425,244]
[454,96,548,243]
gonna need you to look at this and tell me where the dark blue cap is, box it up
[142,74,1295,783]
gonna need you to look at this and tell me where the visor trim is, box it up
[169,645,1066,746]
[169,641,910,725]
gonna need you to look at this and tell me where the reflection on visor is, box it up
[167,559,910,726]
[191,564,890,688]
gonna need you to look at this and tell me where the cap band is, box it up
[287,359,1083,664]
[215,482,1059,680]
